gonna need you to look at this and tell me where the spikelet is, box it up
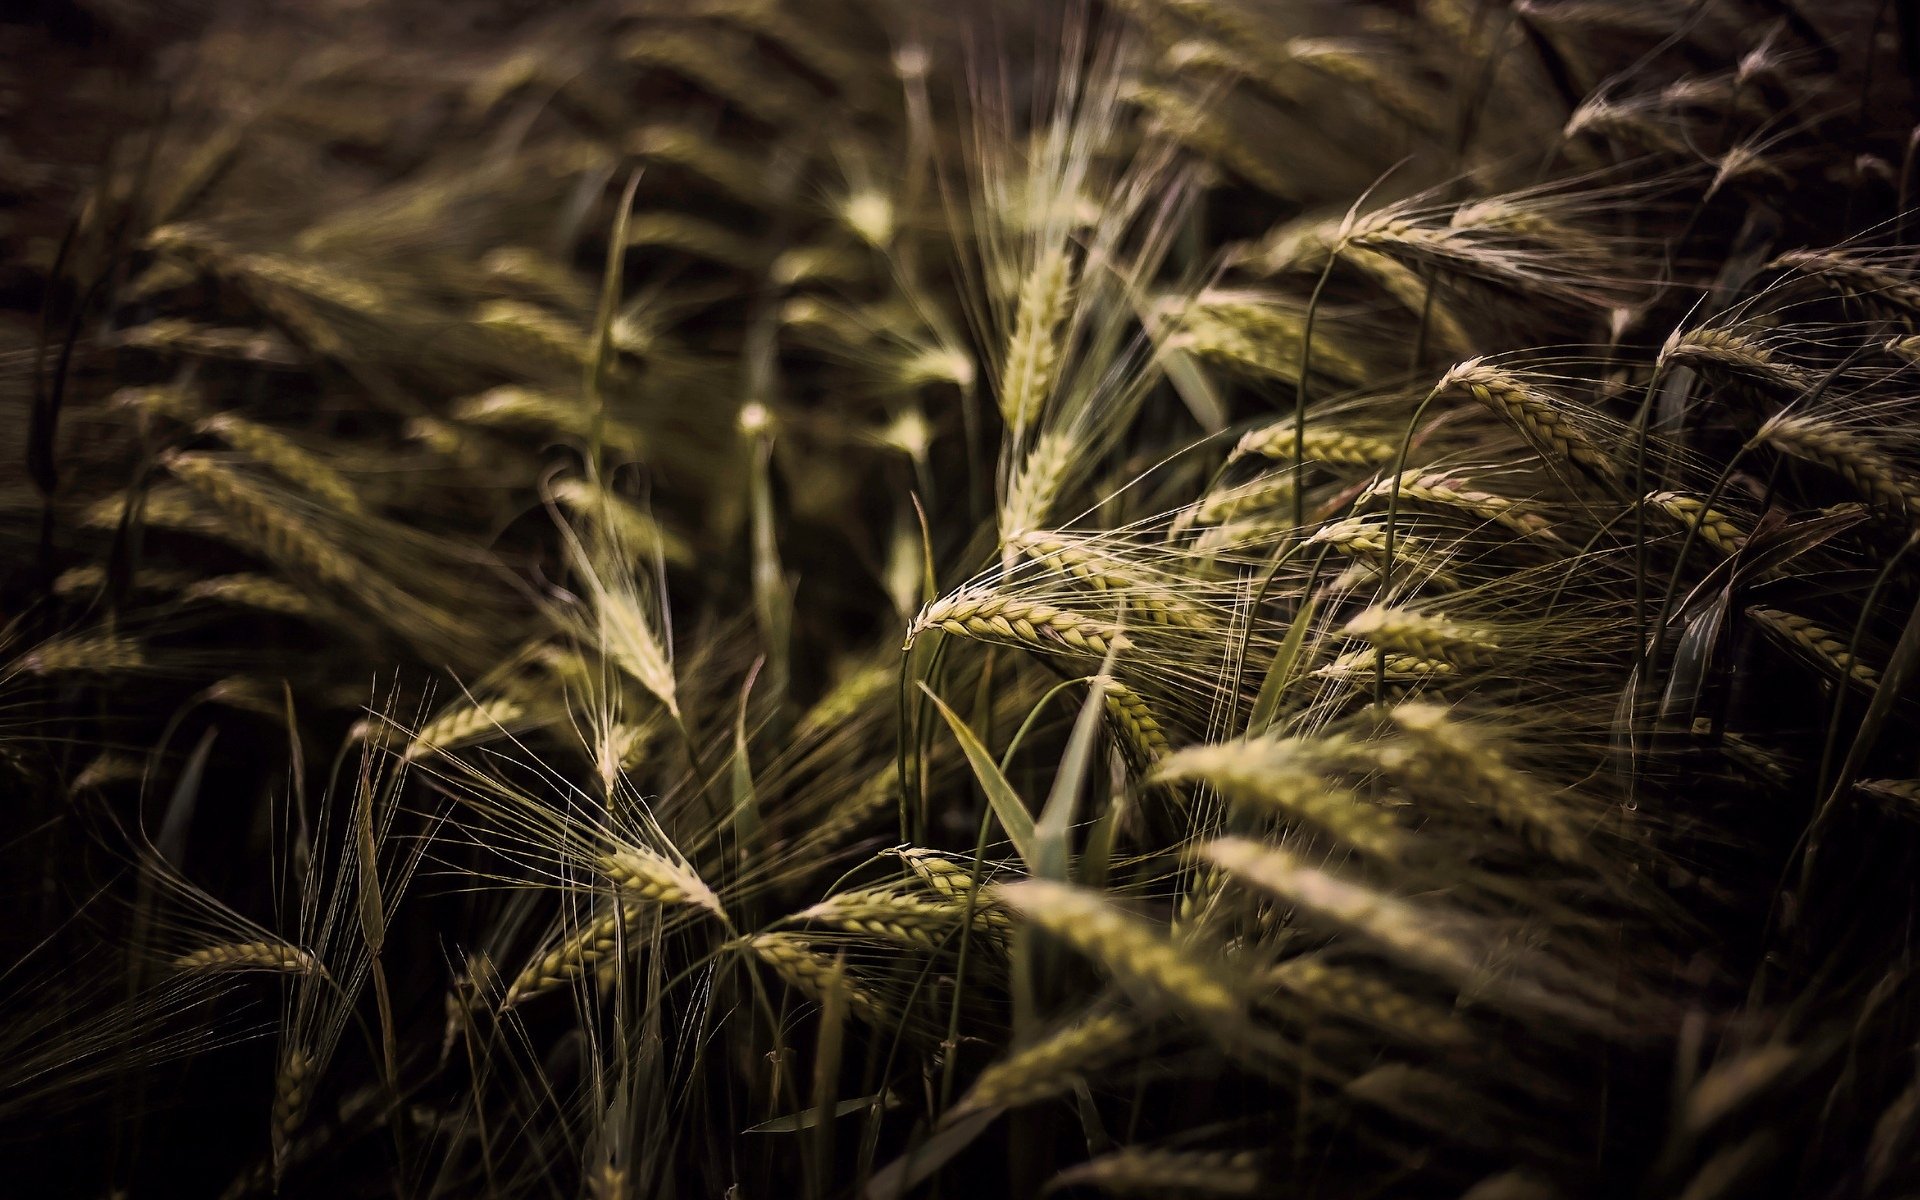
[1645,492,1748,555]
[993,880,1243,1025]
[173,940,324,977]
[1287,35,1437,130]
[54,565,196,598]
[910,590,1131,656]
[1748,609,1880,687]
[950,1010,1138,1117]
[1438,360,1614,479]
[81,485,222,536]
[999,246,1075,434]
[1343,606,1499,666]
[1151,741,1403,858]
[1047,1147,1263,1197]
[741,933,883,1025]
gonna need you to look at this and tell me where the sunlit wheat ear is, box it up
[740,933,883,1025]
[1757,414,1917,522]
[1360,470,1559,541]
[20,633,147,676]
[949,1009,1139,1119]
[179,574,326,621]
[1125,82,1295,199]
[890,847,989,899]
[908,589,1131,657]
[162,452,381,595]
[1200,838,1489,986]
[1747,608,1881,687]
[800,766,900,855]
[1010,534,1212,630]
[793,658,895,743]
[551,478,691,568]
[1644,492,1748,555]
[80,485,223,537]
[1150,741,1404,859]
[1046,1147,1263,1197]
[53,564,197,599]
[1001,429,1078,546]
[999,245,1076,437]
[1343,606,1499,667]
[1231,421,1398,469]
[1378,702,1592,867]
[1305,519,1460,590]
[116,319,296,364]
[1658,326,1818,393]
[1266,955,1470,1049]
[198,413,363,515]
[502,905,634,1009]
[1857,778,1920,818]
[598,847,725,918]
[1102,676,1173,764]
[1771,247,1920,313]
[560,525,679,722]
[401,696,529,762]
[271,1045,317,1182]
[172,940,324,978]
[1196,470,1298,524]
[992,880,1244,1027]
[1437,360,1615,480]
[795,888,1007,947]
[1316,650,1458,686]
[1158,289,1364,385]
[453,388,647,460]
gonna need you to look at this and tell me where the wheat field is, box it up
[4,1,1920,1196]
